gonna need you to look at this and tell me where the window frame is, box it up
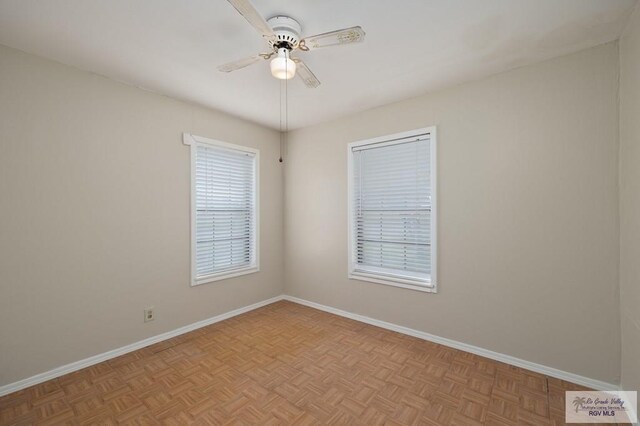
[347,126,437,293]
[183,133,260,287]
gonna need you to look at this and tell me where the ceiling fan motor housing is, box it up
[267,16,302,50]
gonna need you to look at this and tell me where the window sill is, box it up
[349,271,437,293]
[192,265,259,287]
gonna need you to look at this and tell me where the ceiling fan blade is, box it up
[298,26,365,51]
[226,0,276,42]
[293,59,321,88]
[218,53,272,73]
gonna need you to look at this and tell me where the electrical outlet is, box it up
[144,307,155,322]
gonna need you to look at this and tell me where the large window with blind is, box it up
[348,127,437,292]
[184,133,259,286]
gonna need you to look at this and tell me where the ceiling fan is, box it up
[219,0,366,88]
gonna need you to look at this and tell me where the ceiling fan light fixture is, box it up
[270,48,296,80]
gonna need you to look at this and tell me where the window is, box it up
[184,133,259,286]
[348,127,437,292]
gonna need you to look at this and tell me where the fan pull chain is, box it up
[283,55,288,163]
[278,51,290,163]
[279,76,283,163]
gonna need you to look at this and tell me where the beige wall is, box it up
[284,43,621,383]
[619,5,640,392]
[0,37,629,388]
[0,44,284,386]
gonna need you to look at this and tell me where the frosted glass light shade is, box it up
[270,49,296,80]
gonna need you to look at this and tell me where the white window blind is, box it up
[349,129,436,291]
[189,135,258,286]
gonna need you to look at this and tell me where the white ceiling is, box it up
[0,0,636,130]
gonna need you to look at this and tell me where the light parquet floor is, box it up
[0,301,620,425]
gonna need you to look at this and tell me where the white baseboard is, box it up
[618,389,639,426]
[0,293,621,398]
[282,295,619,392]
[0,295,284,397]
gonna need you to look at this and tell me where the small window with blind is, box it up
[184,133,259,286]
[348,127,437,292]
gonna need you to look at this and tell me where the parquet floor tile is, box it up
[0,301,626,425]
